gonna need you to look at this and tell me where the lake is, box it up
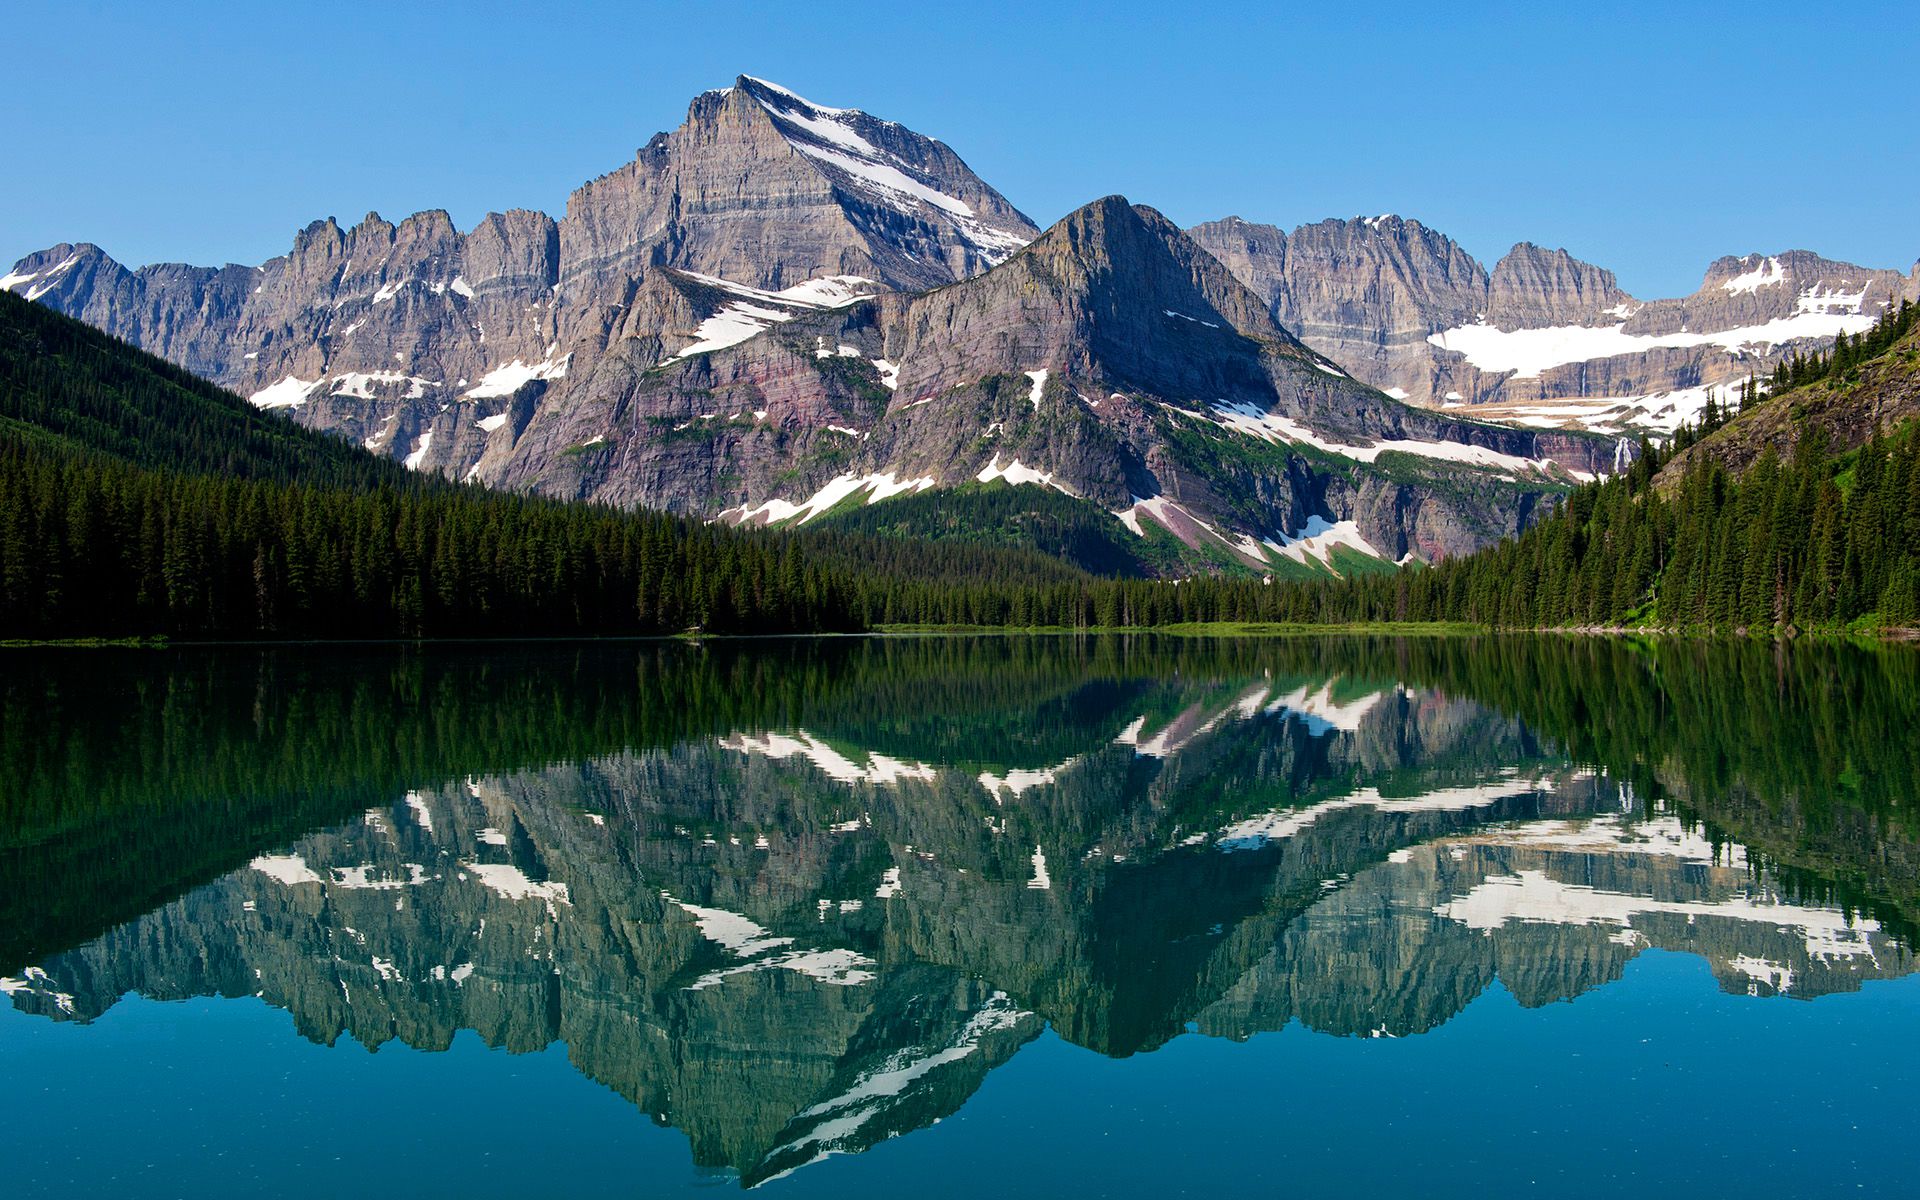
[4,635,1918,1197]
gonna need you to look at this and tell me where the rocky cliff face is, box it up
[2,76,1037,480]
[1189,218,1919,434]
[12,73,1907,566]
[560,77,1033,300]
[487,197,1617,569]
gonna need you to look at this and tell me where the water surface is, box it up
[4,636,1918,1196]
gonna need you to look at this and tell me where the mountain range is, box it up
[7,75,1911,573]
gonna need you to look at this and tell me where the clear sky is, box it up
[5,0,1914,298]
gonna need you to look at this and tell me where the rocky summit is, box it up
[1189,216,1920,435]
[20,73,1909,573]
[0,75,1036,484]
[486,196,1619,572]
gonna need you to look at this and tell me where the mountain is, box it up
[0,288,406,489]
[1,76,1037,477]
[3,76,1617,576]
[1278,302,1920,631]
[1189,216,1920,435]
[485,196,1617,570]
[1656,302,1920,484]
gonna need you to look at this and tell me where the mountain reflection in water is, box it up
[4,636,1918,1188]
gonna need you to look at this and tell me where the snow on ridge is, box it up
[251,854,325,886]
[757,94,877,156]
[1796,285,1868,315]
[678,269,877,310]
[1113,494,1262,563]
[668,896,793,957]
[742,75,857,118]
[667,886,877,992]
[1457,379,1748,437]
[669,272,879,361]
[464,861,571,906]
[688,947,877,992]
[1489,814,1748,869]
[1266,680,1389,734]
[3,252,80,300]
[1120,683,1274,759]
[794,142,976,217]
[1722,255,1787,293]
[745,75,1002,235]
[1267,515,1388,571]
[675,301,794,359]
[760,993,1028,1182]
[1428,308,1877,379]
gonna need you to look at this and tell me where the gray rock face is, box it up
[1188,215,1488,404]
[1188,217,1920,433]
[1487,242,1626,328]
[3,75,1036,477]
[488,197,1618,568]
[561,77,1033,300]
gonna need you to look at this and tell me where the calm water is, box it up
[4,635,1918,1197]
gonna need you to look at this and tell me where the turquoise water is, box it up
[4,636,1917,1196]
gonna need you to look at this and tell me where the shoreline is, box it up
[4,621,1919,648]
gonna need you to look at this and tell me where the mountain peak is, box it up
[734,75,862,119]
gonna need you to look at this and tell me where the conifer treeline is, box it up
[1768,298,1917,394]
[7,419,1917,637]
[0,437,866,637]
[1191,429,1919,631]
[4,287,1918,639]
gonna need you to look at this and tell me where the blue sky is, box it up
[4,0,1913,297]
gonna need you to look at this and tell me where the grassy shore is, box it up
[871,621,1490,637]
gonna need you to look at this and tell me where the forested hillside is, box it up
[0,293,1084,638]
[4,289,1918,639]
[1280,305,1920,631]
[0,290,408,488]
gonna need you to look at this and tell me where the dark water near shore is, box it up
[4,635,1919,1196]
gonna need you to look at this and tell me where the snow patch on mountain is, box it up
[464,353,570,398]
[1429,306,1876,379]
[1206,400,1583,481]
[977,454,1070,493]
[1722,255,1788,293]
[671,271,880,360]
[745,77,1028,261]
[250,375,323,410]
[725,469,938,526]
[1267,515,1389,571]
